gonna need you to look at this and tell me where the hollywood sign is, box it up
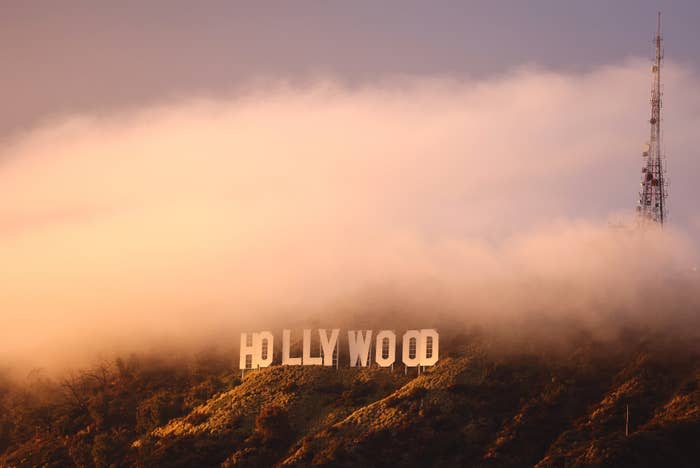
[240,329,439,370]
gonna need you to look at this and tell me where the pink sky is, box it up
[1,60,699,369]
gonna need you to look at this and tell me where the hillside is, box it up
[1,330,699,467]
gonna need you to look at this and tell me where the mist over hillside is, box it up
[2,60,700,371]
[4,2,700,466]
[1,58,700,466]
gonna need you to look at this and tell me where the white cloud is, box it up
[1,60,699,369]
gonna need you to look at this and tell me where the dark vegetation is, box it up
[0,350,237,467]
[1,329,700,467]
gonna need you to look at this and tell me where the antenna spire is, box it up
[637,12,668,226]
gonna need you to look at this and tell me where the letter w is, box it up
[348,330,372,367]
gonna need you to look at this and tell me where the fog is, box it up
[1,59,699,371]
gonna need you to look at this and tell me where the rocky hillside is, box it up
[2,330,699,467]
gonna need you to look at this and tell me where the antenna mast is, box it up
[637,12,668,225]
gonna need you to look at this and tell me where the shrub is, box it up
[136,390,182,434]
[253,404,292,445]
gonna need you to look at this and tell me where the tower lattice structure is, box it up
[637,12,668,225]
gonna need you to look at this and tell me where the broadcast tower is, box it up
[637,12,668,225]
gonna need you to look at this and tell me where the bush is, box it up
[253,404,292,445]
[91,430,129,468]
[136,390,182,434]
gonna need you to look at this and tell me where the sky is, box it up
[1,2,699,369]
[1,1,699,136]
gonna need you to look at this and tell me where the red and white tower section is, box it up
[637,12,668,225]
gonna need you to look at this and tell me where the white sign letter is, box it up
[239,332,259,369]
[319,329,340,366]
[303,329,323,365]
[419,329,439,366]
[375,330,396,367]
[282,329,302,365]
[402,330,421,367]
[348,330,372,367]
[258,331,274,368]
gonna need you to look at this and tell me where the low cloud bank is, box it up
[1,60,699,371]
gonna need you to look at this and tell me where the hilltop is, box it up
[1,328,699,467]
